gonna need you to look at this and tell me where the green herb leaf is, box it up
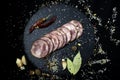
[66,51,82,75]
[73,51,82,75]
[67,58,74,74]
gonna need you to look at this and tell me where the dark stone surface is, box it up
[24,4,95,75]
[1,0,119,79]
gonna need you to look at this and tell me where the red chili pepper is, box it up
[29,14,54,33]
[29,18,46,33]
[39,16,57,28]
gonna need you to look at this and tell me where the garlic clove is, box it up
[16,58,23,68]
[21,55,27,65]
[62,59,67,70]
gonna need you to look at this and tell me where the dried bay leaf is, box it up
[67,58,74,74]
[66,51,82,75]
[73,51,82,75]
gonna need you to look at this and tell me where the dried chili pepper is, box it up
[29,15,57,33]
[39,16,57,28]
[29,14,51,33]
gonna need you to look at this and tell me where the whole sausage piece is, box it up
[31,20,83,58]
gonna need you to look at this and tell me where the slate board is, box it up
[23,4,95,76]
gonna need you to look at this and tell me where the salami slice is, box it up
[31,39,49,58]
[40,36,53,53]
[45,33,59,51]
[60,26,71,43]
[57,28,67,47]
[69,20,83,38]
[51,30,64,49]
[63,23,78,41]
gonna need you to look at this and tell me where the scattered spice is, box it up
[35,69,41,76]
[47,57,59,73]
[29,70,35,75]
[77,43,81,46]
[42,73,50,77]
[71,46,77,51]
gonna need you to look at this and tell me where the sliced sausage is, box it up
[57,28,67,47]
[60,26,71,43]
[63,23,78,41]
[31,20,83,58]
[31,39,49,58]
[45,33,59,51]
[69,20,83,38]
[40,36,53,53]
[51,30,64,49]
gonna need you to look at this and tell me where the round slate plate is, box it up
[23,4,95,76]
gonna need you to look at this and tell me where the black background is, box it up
[0,0,120,79]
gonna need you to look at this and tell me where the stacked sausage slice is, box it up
[31,20,83,58]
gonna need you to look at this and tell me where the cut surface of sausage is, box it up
[70,20,83,38]
[57,28,67,47]
[63,23,78,41]
[60,26,71,43]
[51,30,64,49]
[31,39,49,58]
[45,33,59,51]
[40,36,53,53]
